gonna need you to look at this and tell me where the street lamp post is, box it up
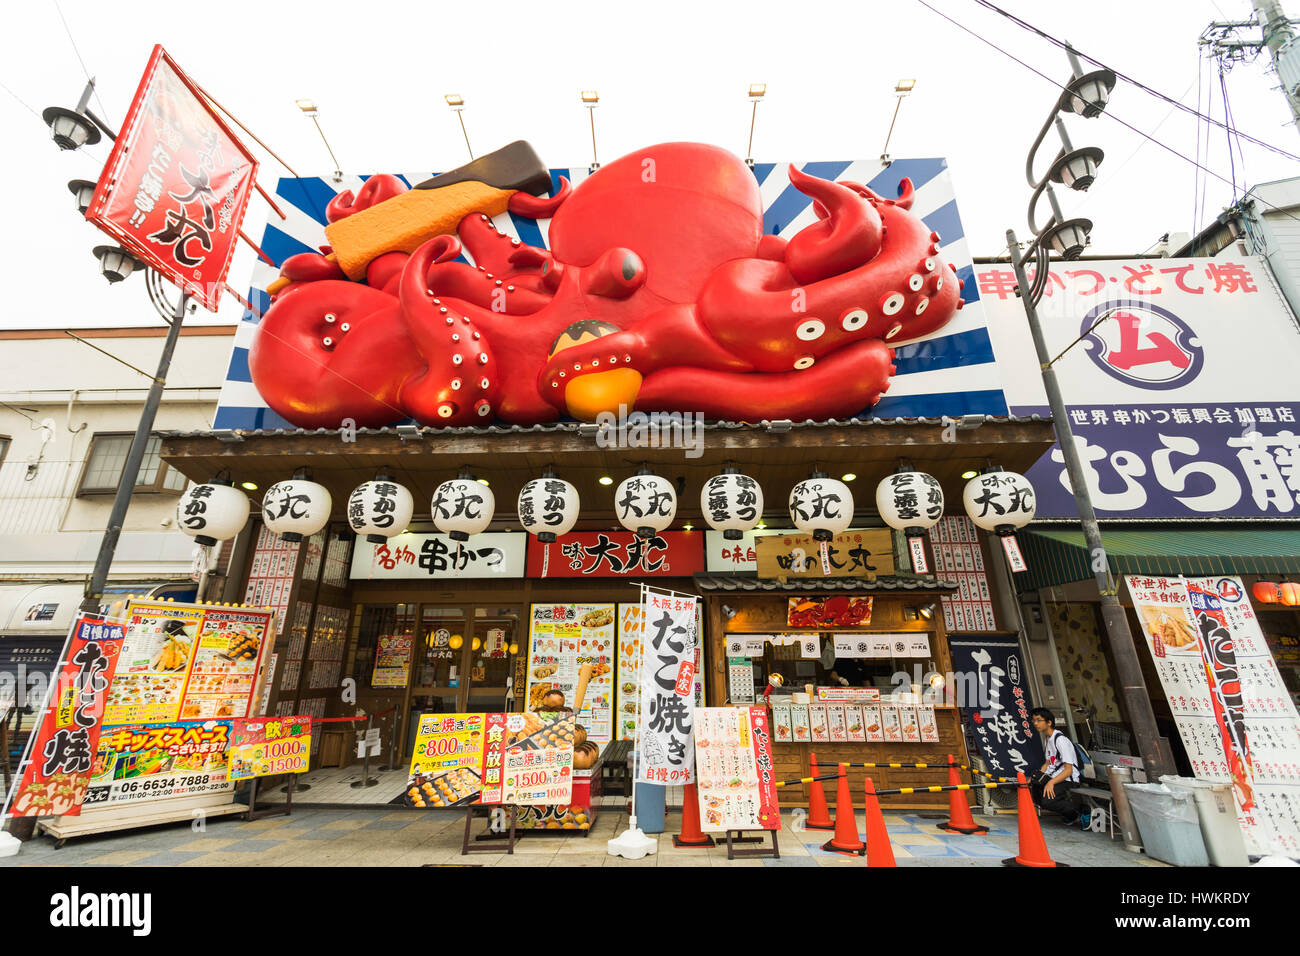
[1011,46,1178,781]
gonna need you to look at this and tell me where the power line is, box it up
[970,0,1300,164]
[914,0,1300,232]
[52,0,111,121]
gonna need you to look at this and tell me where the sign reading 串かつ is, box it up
[350,532,525,579]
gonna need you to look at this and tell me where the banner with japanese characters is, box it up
[228,716,312,780]
[981,256,1300,519]
[694,706,780,832]
[372,635,414,688]
[637,591,697,785]
[948,638,1043,780]
[756,529,895,579]
[482,712,575,805]
[526,531,704,578]
[1129,575,1300,857]
[84,719,234,807]
[6,617,124,818]
[85,45,257,311]
[349,532,525,580]
[617,602,705,742]
[526,604,614,743]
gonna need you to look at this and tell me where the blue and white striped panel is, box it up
[213,158,1005,431]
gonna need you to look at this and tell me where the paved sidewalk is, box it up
[1,807,1169,867]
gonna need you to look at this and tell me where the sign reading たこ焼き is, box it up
[637,592,697,785]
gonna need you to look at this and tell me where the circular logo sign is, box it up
[1081,301,1203,390]
[1214,578,1243,603]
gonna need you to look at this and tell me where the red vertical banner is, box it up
[6,617,125,818]
[748,706,781,830]
[85,45,258,311]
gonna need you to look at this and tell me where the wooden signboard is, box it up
[755,529,895,580]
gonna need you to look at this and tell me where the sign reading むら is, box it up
[755,530,895,579]
[981,257,1300,519]
[85,45,257,311]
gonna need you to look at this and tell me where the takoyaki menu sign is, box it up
[693,706,779,832]
[105,601,273,726]
[485,712,576,806]
[84,719,235,807]
[526,604,614,744]
[404,713,486,808]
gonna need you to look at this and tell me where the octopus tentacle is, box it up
[507,176,571,218]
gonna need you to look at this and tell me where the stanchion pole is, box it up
[351,714,380,789]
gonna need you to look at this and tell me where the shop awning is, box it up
[693,574,958,592]
[1017,527,1300,591]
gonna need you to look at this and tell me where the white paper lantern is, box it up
[962,469,1036,533]
[518,473,579,543]
[347,476,415,543]
[262,475,333,542]
[701,469,764,540]
[433,473,495,541]
[177,480,249,546]
[615,470,677,539]
[876,470,944,536]
[788,472,853,541]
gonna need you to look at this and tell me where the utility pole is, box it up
[1202,0,1300,137]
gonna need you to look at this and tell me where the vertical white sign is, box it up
[637,589,697,785]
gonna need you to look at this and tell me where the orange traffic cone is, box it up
[861,778,897,867]
[937,753,988,834]
[806,752,834,830]
[1002,772,1067,867]
[673,782,716,848]
[820,765,865,856]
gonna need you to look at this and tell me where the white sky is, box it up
[2,0,1297,330]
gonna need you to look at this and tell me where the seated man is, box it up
[1029,707,1081,825]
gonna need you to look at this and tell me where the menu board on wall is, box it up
[694,706,780,832]
[372,635,414,688]
[244,524,299,635]
[928,517,996,632]
[526,604,614,744]
[1129,575,1300,858]
[105,601,273,726]
[85,719,235,807]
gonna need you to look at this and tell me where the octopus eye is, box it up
[915,297,930,315]
[793,355,815,370]
[437,403,457,419]
[908,273,924,292]
[841,309,868,331]
[452,354,463,365]
[795,319,825,341]
[451,378,462,391]
[881,292,905,316]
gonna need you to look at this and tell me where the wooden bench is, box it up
[601,739,632,797]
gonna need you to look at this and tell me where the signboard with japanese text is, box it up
[1128,575,1300,857]
[928,517,996,632]
[527,530,704,578]
[349,532,525,580]
[981,256,1300,519]
[638,591,698,785]
[403,713,487,808]
[6,618,124,818]
[948,638,1043,780]
[228,716,311,780]
[84,719,234,807]
[705,530,759,573]
[104,601,273,726]
[525,605,614,743]
[85,45,257,311]
[616,602,705,742]
[482,712,575,806]
[694,706,780,832]
[372,635,413,688]
[756,529,895,579]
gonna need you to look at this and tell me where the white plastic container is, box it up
[1160,775,1249,867]
[1124,782,1210,867]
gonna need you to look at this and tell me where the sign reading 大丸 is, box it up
[981,257,1300,519]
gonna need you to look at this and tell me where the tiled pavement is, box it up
[1,806,1170,867]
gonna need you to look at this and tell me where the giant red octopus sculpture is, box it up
[249,142,964,428]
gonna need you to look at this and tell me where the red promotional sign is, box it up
[525,531,704,578]
[86,45,258,311]
[748,706,781,830]
[5,616,125,818]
